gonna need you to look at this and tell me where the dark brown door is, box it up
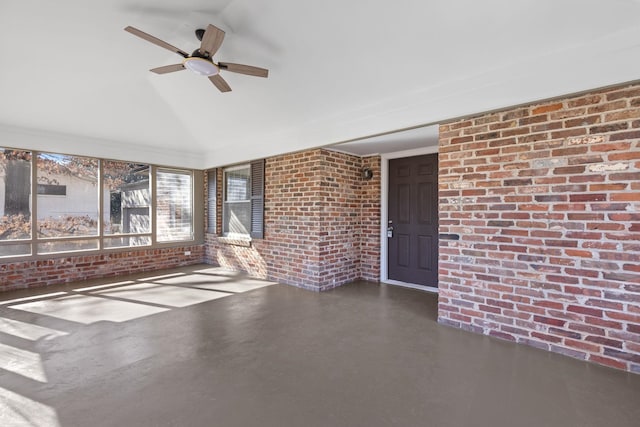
[388,154,438,287]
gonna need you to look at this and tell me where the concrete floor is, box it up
[1,265,639,427]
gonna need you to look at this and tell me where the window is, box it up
[0,148,32,257]
[156,169,193,242]
[222,160,264,239]
[103,161,151,248]
[0,145,198,259]
[36,153,99,254]
[223,165,251,236]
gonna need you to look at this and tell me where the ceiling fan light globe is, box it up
[183,57,219,76]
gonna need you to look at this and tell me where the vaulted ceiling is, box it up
[1,0,639,168]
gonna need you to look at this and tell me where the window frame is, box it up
[207,170,217,234]
[222,164,252,238]
[155,168,194,243]
[0,145,201,260]
[35,152,101,252]
[215,160,264,240]
[102,160,153,249]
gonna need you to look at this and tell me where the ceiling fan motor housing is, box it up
[191,49,210,59]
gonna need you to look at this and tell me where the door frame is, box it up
[380,146,439,293]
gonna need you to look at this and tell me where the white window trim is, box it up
[155,168,194,243]
[222,164,252,239]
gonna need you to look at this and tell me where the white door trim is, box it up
[380,145,439,292]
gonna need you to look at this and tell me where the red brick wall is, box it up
[0,245,204,292]
[360,156,381,281]
[205,149,382,291]
[317,150,362,288]
[438,83,640,373]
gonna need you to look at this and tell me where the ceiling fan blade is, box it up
[218,62,269,78]
[199,24,225,57]
[125,26,188,58]
[150,64,185,74]
[209,74,231,92]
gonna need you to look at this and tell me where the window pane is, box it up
[225,168,250,201]
[38,239,99,254]
[0,148,32,241]
[37,153,98,238]
[0,243,31,257]
[223,201,251,235]
[104,236,151,249]
[156,169,192,242]
[207,171,216,233]
[103,161,150,235]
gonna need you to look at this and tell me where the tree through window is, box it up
[0,149,32,257]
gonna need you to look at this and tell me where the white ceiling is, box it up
[1,0,640,169]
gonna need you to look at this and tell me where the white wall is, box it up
[37,174,98,220]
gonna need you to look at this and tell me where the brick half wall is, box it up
[0,245,205,292]
[438,83,640,373]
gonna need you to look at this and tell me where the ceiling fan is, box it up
[124,24,268,92]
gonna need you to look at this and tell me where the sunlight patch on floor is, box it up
[9,295,169,324]
[0,387,60,427]
[6,268,276,325]
[91,282,230,307]
[0,343,47,383]
[0,318,67,341]
[0,292,67,307]
[152,274,232,285]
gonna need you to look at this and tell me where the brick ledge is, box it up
[216,236,252,247]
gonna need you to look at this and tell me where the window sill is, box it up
[217,236,252,247]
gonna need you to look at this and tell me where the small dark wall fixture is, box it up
[361,168,374,180]
[439,233,460,241]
